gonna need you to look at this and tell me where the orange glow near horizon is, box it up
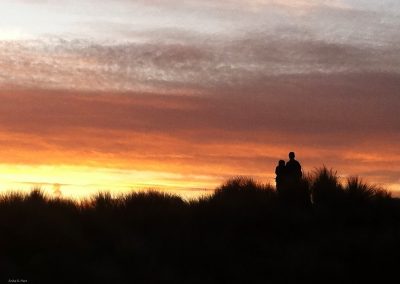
[0,164,221,200]
[1,156,399,200]
[0,86,399,199]
[0,127,399,200]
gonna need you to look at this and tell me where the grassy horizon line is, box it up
[1,166,399,283]
[1,166,392,204]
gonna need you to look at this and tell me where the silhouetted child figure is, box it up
[275,160,286,193]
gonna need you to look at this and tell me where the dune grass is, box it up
[0,167,398,283]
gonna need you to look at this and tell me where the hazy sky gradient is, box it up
[0,0,399,197]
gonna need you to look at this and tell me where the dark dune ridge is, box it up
[1,167,400,284]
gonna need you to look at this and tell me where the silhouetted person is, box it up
[281,152,311,206]
[286,152,302,183]
[275,160,286,193]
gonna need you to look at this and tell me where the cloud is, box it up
[1,72,399,137]
[2,0,399,93]
[0,68,398,187]
[1,28,399,93]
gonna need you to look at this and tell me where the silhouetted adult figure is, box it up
[286,152,302,183]
[284,152,311,207]
[282,152,303,205]
[275,160,286,194]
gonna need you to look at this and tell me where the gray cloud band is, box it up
[0,31,399,92]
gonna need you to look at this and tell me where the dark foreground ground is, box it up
[1,168,400,284]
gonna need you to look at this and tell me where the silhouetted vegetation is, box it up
[2,168,400,283]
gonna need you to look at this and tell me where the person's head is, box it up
[289,152,295,160]
[278,160,285,167]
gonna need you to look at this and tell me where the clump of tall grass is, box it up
[310,167,344,207]
[213,176,275,199]
[119,190,187,224]
[122,190,186,209]
[210,177,276,210]
[89,191,118,210]
[344,176,391,204]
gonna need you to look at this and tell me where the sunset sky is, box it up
[0,0,399,198]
